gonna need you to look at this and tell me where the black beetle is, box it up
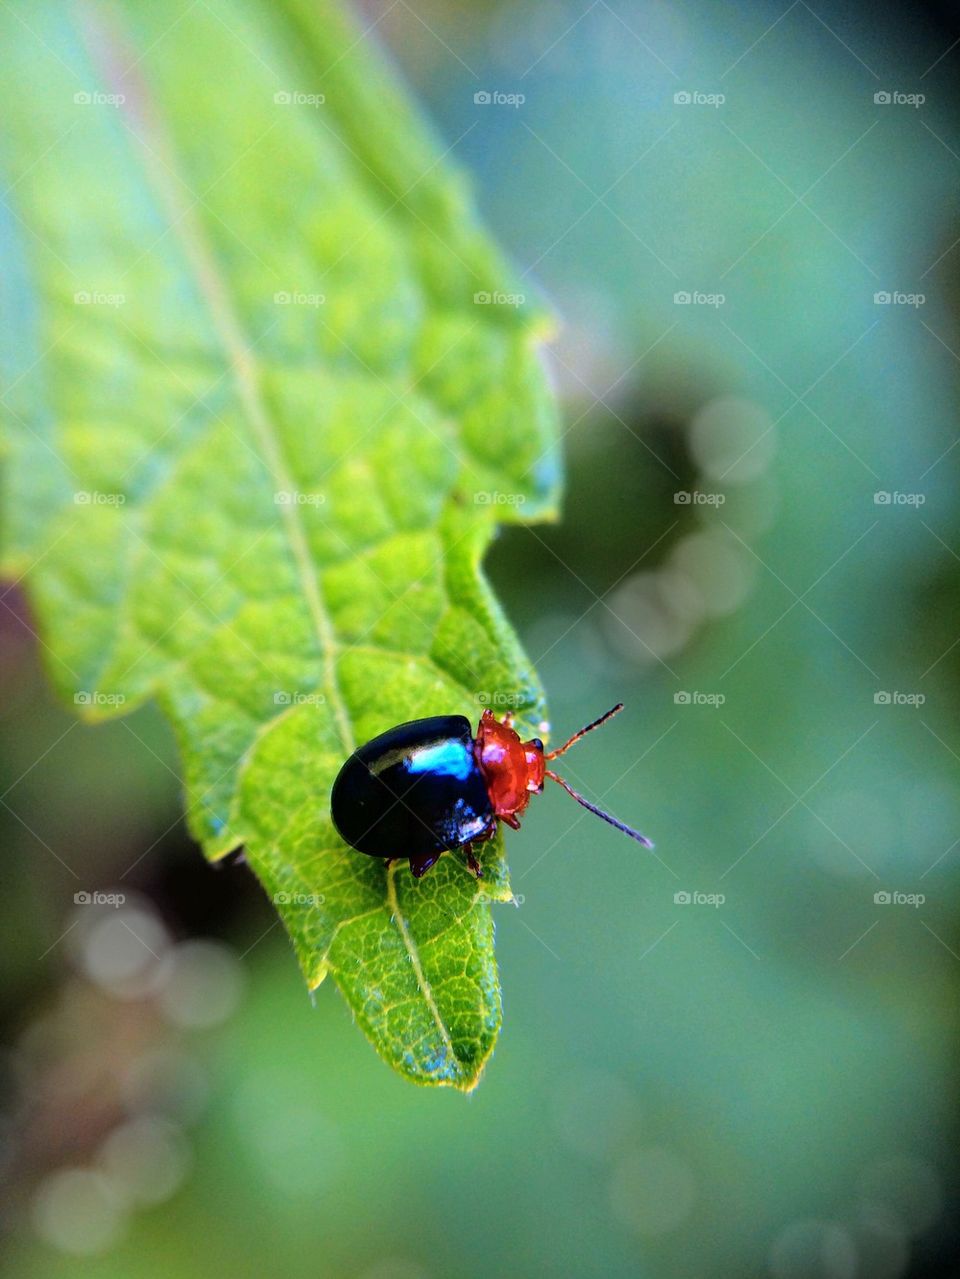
[330,704,653,878]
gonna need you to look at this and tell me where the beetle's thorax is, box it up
[475,710,545,818]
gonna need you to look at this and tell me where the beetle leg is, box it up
[502,710,515,729]
[408,852,441,878]
[502,813,521,831]
[462,843,484,880]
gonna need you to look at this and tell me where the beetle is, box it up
[330,702,653,879]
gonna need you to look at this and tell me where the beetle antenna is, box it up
[545,768,654,847]
[544,702,625,760]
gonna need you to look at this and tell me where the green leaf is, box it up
[0,0,560,1089]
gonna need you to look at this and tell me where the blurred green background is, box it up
[3,1,960,1276]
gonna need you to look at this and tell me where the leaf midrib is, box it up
[114,110,353,756]
[93,15,470,1068]
[385,859,458,1070]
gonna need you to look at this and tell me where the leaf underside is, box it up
[0,0,560,1088]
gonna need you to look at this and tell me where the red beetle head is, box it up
[475,709,544,819]
[475,704,653,847]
